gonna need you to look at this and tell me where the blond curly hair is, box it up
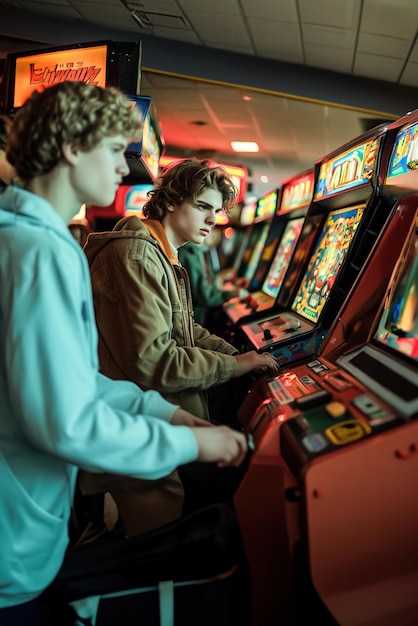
[6,81,142,182]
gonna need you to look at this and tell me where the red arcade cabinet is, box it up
[217,197,258,279]
[223,170,314,333]
[231,188,278,289]
[234,111,418,626]
[236,123,394,368]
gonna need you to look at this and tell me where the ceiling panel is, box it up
[0,0,416,199]
[361,0,418,38]
[298,0,362,29]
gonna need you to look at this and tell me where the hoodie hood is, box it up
[84,215,179,267]
[0,184,71,237]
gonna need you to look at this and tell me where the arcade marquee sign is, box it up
[13,46,107,107]
[314,137,381,200]
[2,40,142,115]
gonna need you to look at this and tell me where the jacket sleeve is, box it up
[178,244,235,307]
[192,322,239,355]
[4,233,198,479]
[91,238,237,394]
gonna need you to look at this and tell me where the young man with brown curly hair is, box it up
[82,159,278,534]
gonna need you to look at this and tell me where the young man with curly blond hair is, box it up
[0,82,248,624]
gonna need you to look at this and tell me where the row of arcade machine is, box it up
[218,189,279,291]
[227,109,418,626]
[222,169,314,332]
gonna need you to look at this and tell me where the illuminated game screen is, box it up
[255,190,278,221]
[277,213,323,307]
[239,222,267,273]
[124,184,154,217]
[249,217,287,290]
[375,229,418,361]
[141,115,161,179]
[262,217,305,300]
[291,205,365,323]
[240,200,257,226]
[243,222,270,282]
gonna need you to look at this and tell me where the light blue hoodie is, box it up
[0,185,198,608]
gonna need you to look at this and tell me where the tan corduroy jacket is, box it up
[84,215,238,420]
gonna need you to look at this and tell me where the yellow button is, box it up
[325,401,346,418]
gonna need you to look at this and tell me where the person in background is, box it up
[178,228,249,334]
[81,158,278,534]
[0,81,248,626]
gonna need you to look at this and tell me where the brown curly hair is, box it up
[143,159,238,220]
[6,81,142,182]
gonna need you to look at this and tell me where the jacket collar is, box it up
[143,219,180,265]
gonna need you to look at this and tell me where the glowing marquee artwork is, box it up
[12,45,107,109]
[314,138,380,200]
[4,40,142,115]
[255,189,278,221]
[386,120,418,183]
[280,171,314,213]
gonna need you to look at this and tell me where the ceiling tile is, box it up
[400,62,418,88]
[186,13,250,46]
[302,24,356,49]
[410,42,418,63]
[299,0,362,29]
[240,0,299,21]
[18,0,78,18]
[358,33,412,58]
[71,1,134,28]
[353,52,405,82]
[177,0,241,15]
[248,18,304,62]
[304,45,353,73]
[145,27,201,44]
[361,0,418,38]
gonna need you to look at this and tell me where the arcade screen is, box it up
[240,200,257,226]
[238,221,268,275]
[261,216,305,300]
[255,189,278,222]
[124,184,154,217]
[291,205,365,323]
[243,221,271,282]
[249,216,287,291]
[141,114,162,180]
[375,226,418,362]
[276,213,323,308]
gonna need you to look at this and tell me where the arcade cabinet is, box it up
[231,188,278,289]
[236,123,394,368]
[212,198,256,284]
[222,170,314,334]
[234,110,418,626]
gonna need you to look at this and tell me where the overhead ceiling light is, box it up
[231,141,259,153]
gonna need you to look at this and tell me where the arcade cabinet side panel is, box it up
[304,421,418,625]
[234,459,294,626]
